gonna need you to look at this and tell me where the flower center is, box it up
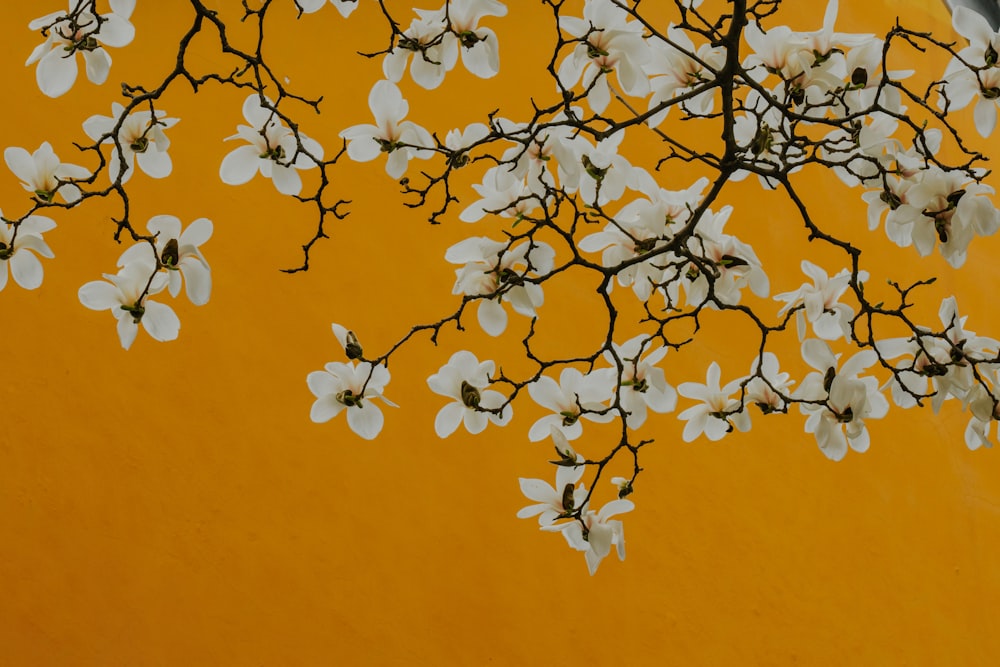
[336,389,363,408]
[460,381,481,408]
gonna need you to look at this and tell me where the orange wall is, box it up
[1,1,999,665]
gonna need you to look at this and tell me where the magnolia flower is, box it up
[4,142,89,203]
[517,427,588,526]
[26,0,136,98]
[644,25,726,127]
[339,80,432,178]
[964,370,1000,450]
[448,0,507,79]
[493,112,586,193]
[297,0,360,18]
[880,166,1000,268]
[459,165,544,222]
[557,0,651,113]
[821,112,901,187]
[676,362,750,441]
[542,498,634,575]
[527,367,616,441]
[773,260,865,341]
[876,296,998,411]
[306,361,395,440]
[602,335,677,428]
[573,130,637,206]
[795,339,888,461]
[940,7,1000,137]
[742,353,794,415]
[580,175,707,300]
[678,205,769,307]
[78,260,179,350]
[0,213,56,292]
[426,350,512,437]
[83,102,178,183]
[220,95,324,196]
[116,215,212,306]
[732,89,806,188]
[445,236,555,336]
[382,11,458,90]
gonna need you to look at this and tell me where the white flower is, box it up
[574,129,637,207]
[78,260,179,350]
[527,367,616,441]
[4,142,89,203]
[557,0,651,113]
[542,498,634,575]
[306,361,395,440]
[117,215,212,306]
[297,0,360,18]
[26,0,136,98]
[876,296,998,411]
[964,370,1000,450]
[602,335,677,428]
[382,11,458,90]
[773,261,865,341]
[220,95,324,196]
[339,80,432,179]
[677,205,769,307]
[677,362,750,441]
[445,236,555,336]
[644,25,726,127]
[795,339,888,461]
[0,212,56,292]
[426,350,512,437]
[939,6,1000,137]
[732,89,806,188]
[459,165,544,222]
[443,0,507,79]
[493,111,586,194]
[880,167,1000,269]
[579,175,707,300]
[745,352,794,414]
[517,428,588,526]
[83,102,178,183]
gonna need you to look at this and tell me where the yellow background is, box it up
[2,1,999,664]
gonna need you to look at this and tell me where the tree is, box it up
[4,0,1000,577]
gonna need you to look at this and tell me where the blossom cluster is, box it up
[9,0,1000,576]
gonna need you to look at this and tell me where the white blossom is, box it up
[677,361,750,441]
[117,215,212,306]
[78,260,179,350]
[4,142,89,203]
[517,427,588,526]
[602,335,677,428]
[527,367,616,441]
[306,361,395,440]
[939,6,1000,137]
[745,352,794,414]
[773,260,865,341]
[426,350,511,437]
[795,339,888,461]
[542,497,634,575]
[0,213,56,292]
[556,0,651,114]
[297,0,361,18]
[26,0,136,98]
[220,95,324,196]
[339,80,432,179]
[83,102,178,183]
[445,236,555,336]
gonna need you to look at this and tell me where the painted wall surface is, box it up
[1,1,999,665]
